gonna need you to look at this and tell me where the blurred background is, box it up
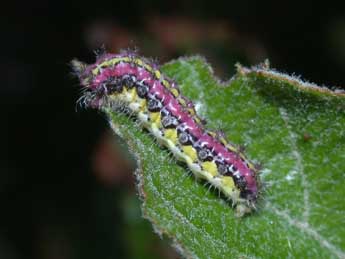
[1,1,345,258]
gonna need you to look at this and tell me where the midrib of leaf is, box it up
[104,57,345,259]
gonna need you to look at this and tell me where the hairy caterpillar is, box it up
[72,50,260,217]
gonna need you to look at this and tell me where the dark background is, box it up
[1,1,345,258]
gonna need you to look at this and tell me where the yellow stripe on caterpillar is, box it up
[170,88,179,97]
[201,161,218,177]
[138,98,147,112]
[149,112,161,125]
[177,97,187,106]
[221,176,236,190]
[164,129,178,144]
[181,145,198,162]
[155,70,161,79]
[162,79,170,89]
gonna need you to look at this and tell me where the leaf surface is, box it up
[105,57,345,259]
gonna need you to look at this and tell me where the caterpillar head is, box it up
[71,59,106,108]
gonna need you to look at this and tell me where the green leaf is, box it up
[104,57,345,258]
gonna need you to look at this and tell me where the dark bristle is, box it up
[238,145,246,153]
[94,44,107,59]
[216,130,226,139]
[148,57,160,69]
[199,117,207,125]
[70,59,87,78]
[120,47,139,57]
[254,162,263,172]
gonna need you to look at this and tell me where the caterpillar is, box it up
[72,50,260,217]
